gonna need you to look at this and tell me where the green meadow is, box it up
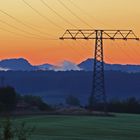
[7,113,140,140]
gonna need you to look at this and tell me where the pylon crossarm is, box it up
[59,29,139,113]
[60,29,139,40]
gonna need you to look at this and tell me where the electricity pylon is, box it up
[60,29,139,112]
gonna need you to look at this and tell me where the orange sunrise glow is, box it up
[0,0,140,65]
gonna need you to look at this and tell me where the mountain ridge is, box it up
[78,58,140,72]
[0,58,140,72]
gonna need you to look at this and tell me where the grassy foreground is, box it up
[5,114,140,140]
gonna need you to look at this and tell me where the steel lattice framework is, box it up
[60,29,139,112]
[60,29,139,40]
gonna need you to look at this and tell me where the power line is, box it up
[58,0,92,28]
[41,0,95,51]
[125,41,140,59]
[135,40,140,47]
[123,41,139,59]
[22,0,64,30]
[106,41,120,64]
[0,18,57,40]
[121,41,139,62]
[40,0,94,52]
[0,9,52,36]
[60,39,89,61]
[104,40,119,64]
[68,0,115,28]
[115,41,137,63]
[0,19,55,39]
[135,41,140,59]
[0,27,45,40]
[40,0,77,28]
[73,40,92,56]
[60,29,139,112]
[71,41,89,58]
[0,27,58,40]
[76,40,117,62]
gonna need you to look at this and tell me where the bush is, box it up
[15,122,35,140]
[0,117,35,140]
[22,95,51,111]
[0,117,14,140]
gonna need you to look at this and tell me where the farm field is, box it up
[8,113,140,140]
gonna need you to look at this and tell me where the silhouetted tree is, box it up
[0,87,17,112]
[22,95,51,111]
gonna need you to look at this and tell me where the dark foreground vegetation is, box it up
[0,86,140,114]
[1,114,140,140]
[0,117,35,140]
[0,86,51,114]
[0,86,140,140]
[0,71,140,105]
[107,97,140,114]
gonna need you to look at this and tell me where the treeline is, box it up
[65,95,140,114]
[1,71,140,104]
[0,86,140,114]
[107,97,140,114]
[0,86,51,113]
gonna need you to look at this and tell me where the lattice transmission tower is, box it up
[60,29,139,112]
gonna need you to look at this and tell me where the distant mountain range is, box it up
[0,58,140,72]
[79,59,140,72]
[0,58,37,71]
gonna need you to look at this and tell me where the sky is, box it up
[0,0,140,65]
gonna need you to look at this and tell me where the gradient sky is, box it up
[0,0,140,65]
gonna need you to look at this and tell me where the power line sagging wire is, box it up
[22,0,64,30]
[40,0,95,50]
[70,41,88,58]
[0,27,43,40]
[115,41,137,63]
[0,9,54,37]
[123,41,138,58]
[40,0,77,28]
[58,41,81,60]
[57,0,92,28]
[40,0,94,47]
[68,0,115,28]
[61,40,86,59]
[0,19,56,40]
[73,40,92,56]
[0,28,58,40]
[134,40,140,57]
[106,41,120,64]
[125,41,140,58]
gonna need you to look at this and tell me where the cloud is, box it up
[50,61,82,71]
[0,67,10,71]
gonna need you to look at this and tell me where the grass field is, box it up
[2,113,140,140]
